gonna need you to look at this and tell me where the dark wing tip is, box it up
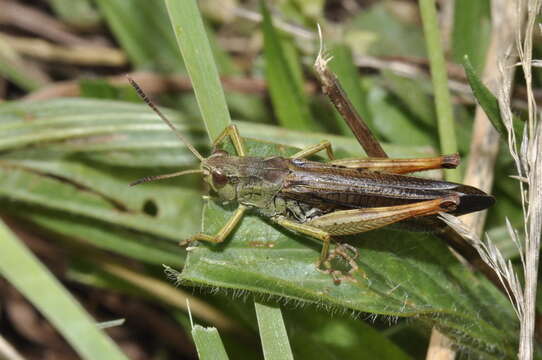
[452,184,496,215]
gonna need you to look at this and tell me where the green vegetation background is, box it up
[0,0,529,359]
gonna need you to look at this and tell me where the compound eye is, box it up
[212,171,228,188]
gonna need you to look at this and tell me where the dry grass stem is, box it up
[441,1,541,358]
[23,72,269,101]
[0,335,25,360]
[0,0,91,46]
[462,0,518,234]
[232,6,315,39]
[425,328,456,360]
[440,213,524,320]
[1,33,127,67]
[497,1,542,358]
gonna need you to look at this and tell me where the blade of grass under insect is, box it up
[183,197,517,358]
[419,0,459,182]
[261,1,314,131]
[254,302,294,360]
[192,325,230,360]
[0,219,128,360]
[165,0,231,141]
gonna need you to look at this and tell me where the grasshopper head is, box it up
[201,150,238,201]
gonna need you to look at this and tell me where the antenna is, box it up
[127,76,205,162]
[130,169,203,186]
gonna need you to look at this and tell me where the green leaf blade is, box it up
[95,0,182,73]
[419,0,459,182]
[181,180,517,358]
[451,0,490,71]
[255,302,294,360]
[165,0,231,140]
[192,325,230,360]
[261,2,314,131]
[0,220,129,360]
[462,55,505,135]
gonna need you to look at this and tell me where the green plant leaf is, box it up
[0,161,201,240]
[94,0,183,73]
[182,197,517,357]
[261,1,315,131]
[0,98,430,163]
[165,0,231,141]
[7,206,185,266]
[419,0,459,182]
[464,56,525,145]
[451,0,490,71]
[0,38,48,91]
[462,56,506,136]
[381,70,435,129]
[367,86,434,147]
[255,302,294,360]
[0,219,128,360]
[192,325,230,360]
[347,4,426,58]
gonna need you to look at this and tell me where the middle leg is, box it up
[290,140,335,160]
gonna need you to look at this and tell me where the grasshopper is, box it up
[127,77,494,269]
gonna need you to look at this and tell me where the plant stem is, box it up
[419,0,459,182]
[518,2,541,358]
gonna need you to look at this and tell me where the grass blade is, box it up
[0,39,48,91]
[255,302,294,360]
[164,0,231,140]
[463,55,504,135]
[451,0,490,71]
[0,219,128,360]
[419,0,459,182]
[261,1,314,131]
[95,0,182,73]
[192,325,230,360]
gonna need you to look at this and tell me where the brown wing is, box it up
[281,159,494,215]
